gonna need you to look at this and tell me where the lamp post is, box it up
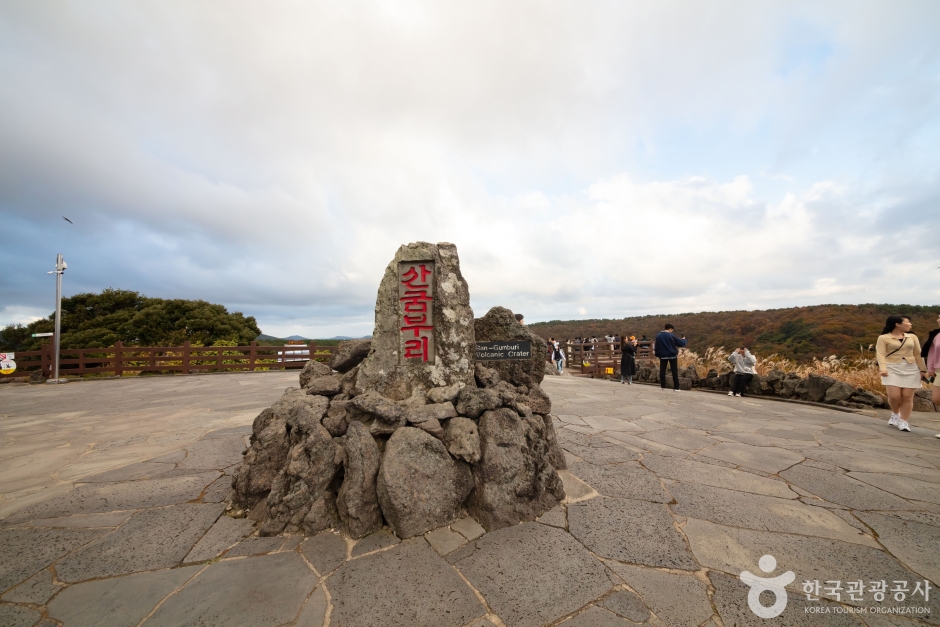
[46,253,68,384]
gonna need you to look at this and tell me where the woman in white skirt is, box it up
[876,315,928,432]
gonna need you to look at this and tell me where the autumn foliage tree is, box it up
[529,304,939,361]
[0,289,262,351]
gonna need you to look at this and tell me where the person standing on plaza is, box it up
[620,335,637,384]
[728,347,757,397]
[552,341,566,374]
[877,314,928,432]
[654,324,687,391]
[921,313,940,438]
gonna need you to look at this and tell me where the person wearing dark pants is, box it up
[728,347,757,397]
[653,324,687,391]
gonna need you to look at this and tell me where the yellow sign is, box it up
[0,360,15,375]
[605,367,614,375]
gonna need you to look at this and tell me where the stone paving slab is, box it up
[55,503,224,582]
[453,523,612,627]
[146,553,316,627]
[47,565,203,627]
[2,372,939,625]
[0,526,108,592]
[330,538,486,627]
[606,562,713,627]
[568,497,699,570]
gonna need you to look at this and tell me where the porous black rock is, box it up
[329,339,372,374]
[376,427,473,538]
[473,306,550,388]
[337,422,383,539]
[466,408,565,531]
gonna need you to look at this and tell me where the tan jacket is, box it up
[876,333,927,372]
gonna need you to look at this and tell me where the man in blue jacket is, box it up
[653,323,687,391]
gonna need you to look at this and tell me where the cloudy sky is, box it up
[1,1,938,338]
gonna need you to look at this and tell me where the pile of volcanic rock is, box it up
[232,335,566,540]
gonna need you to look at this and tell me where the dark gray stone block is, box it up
[56,503,223,582]
[295,585,328,627]
[300,530,347,575]
[600,589,649,622]
[200,475,233,503]
[0,604,41,627]
[351,528,400,557]
[0,527,107,593]
[568,498,698,570]
[556,606,631,627]
[453,523,611,627]
[329,538,485,627]
[3,473,219,523]
[0,568,61,604]
[855,511,940,585]
[668,482,870,545]
[47,566,202,627]
[709,571,863,626]
[184,516,254,563]
[224,536,285,557]
[177,436,246,471]
[567,462,670,502]
[145,553,316,627]
[606,562,714,627]
[780,464,913,511]
[81,461,174,482]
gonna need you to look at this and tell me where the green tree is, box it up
[0,288,262,351]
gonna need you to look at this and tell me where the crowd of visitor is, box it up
[548,313,940,437]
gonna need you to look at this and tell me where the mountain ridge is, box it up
[528,303,940,360]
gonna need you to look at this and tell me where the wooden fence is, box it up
[0,341,334,379]
[547,341,654,377]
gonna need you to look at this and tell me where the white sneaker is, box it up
[734,393,742,397]
[897,419,911,432]
[888,414,899,427]
[727,391,734,396]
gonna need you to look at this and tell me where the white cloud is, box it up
[1,1,938,337]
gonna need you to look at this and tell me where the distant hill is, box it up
[528,304,939,360]
[1,288,260,351]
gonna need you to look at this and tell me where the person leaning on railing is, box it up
[876,314,928,433]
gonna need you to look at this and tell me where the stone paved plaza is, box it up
[1,371,939,627]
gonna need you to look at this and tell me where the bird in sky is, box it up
[62,216,73,224]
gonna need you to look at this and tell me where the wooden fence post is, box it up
[114,341,123,377]
[182,341,190,374]
[42,342,52,377]
[308,341,315,363]
[249,341,256,372]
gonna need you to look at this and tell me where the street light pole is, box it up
[46,253,68,384]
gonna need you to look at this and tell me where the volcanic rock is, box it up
[337,422,383,538]
[261,421,341,536]
[329,339,372,373]
[305,374,344,397]
[473,306,550,388]
[351,390,403,423]
[443,417,481,463]
[455,387,501,419]
[299,361,333,389]
[426,382,463,404]
[235,388,310,508]
[355,242,475,401]
[376,427,473,538]
[466,408,565,531]
[405,402,458,424]
[806,373,835,403]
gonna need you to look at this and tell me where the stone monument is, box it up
[232,241,565,540]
